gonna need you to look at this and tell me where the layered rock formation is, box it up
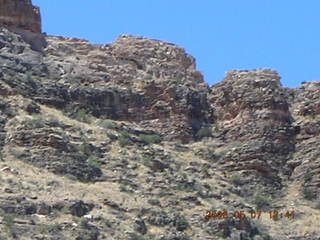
[0,1,320,240]
[0,0,41,33]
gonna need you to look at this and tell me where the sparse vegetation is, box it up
[65,174,78,181]
[99,119,117,129]
[64,105,93,123]
[1,212,16,236]
[79,141,92,156]
[8,147,25,159]
[304,170,313,182]
[28,115,47,128]
[174,214,189,231]
[36,223,61,234]
[1,11,320,239]
[231,174,243,186]
[73,108,92,123]
[138,134,161,145]
[253,192,272,209]
[302,186,317,200]
[87,155,101,169]
[141,154,153,167]
[195,125,212,140]
[118,131,132,147]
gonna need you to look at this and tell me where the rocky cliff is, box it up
[0,1,319,240]
[0,0,41,33]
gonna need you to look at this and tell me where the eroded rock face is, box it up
[209,69,299,194]
[5,117,103,182]
[0,32,212,141]
[210,69,294,142]
[288,81,320,198]
[0,0,41,33]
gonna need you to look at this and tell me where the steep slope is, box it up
[0,1,319,240]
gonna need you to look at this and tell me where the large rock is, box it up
[0,0,41,33]
[209,69,299,194]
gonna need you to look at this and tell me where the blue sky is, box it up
[33,0,320,87]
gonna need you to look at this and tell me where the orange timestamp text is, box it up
[204,209,295,221]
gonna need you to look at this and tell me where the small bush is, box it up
[139,134,161,145]
[87,156,101,169]
[141,154,153,167]
[63,107,92,123]
[302,187,317,200]
[304,171,313,182]
[65,174,78,181]
[72,108,92,123]
[99,120,117,129]
[1,213,16,236]
[195,125,212,140]
[253,192,271,209]
[231,174,243,186]
[119,132,132,147]
[79,142,92,156]
[37,223,61,234]
[174,215,189,231]
[9,147,25,159]
[3,214,15,229]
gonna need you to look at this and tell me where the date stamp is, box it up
[204,210,295,221]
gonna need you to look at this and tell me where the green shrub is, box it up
[138,134,161,145]
[3,214,14,228]
[25,115,47,128]
[70,108,92,123]
[119,132,132,147]
[304,171,313,182]
[141,154,153,167]
[65,174,78,181]
[63,104,92,123]
[99,120,117,129]
[87,156,101,169]
[302,187,317,200]
[231,174,243,186]
[174,215,189,231]
[195,125,212,140]
[9,147,25,159]
[253,192,272,209]
[79,142,92,156]
[37,223,60,234]
[1,213,15,235]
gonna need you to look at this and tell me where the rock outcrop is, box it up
[1,32,212,141]
[1,2,320,239]
[0,0,41,33]
[209,69,299,194]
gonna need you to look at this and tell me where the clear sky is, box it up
[33,0,320,87]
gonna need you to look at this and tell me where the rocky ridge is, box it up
[0,1,319,240]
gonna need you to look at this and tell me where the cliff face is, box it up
[0,0,41,33]
[0,2,320,240]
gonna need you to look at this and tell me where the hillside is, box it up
[0,1,319,240]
